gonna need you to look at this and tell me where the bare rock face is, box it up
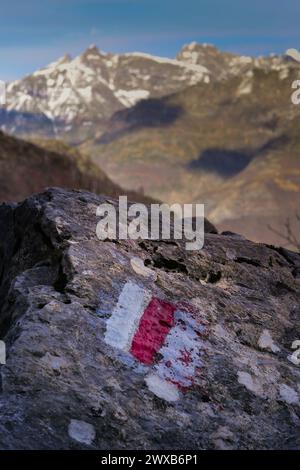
[0,188,299,450]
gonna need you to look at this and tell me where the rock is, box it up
[0,187,299,450]
[258,329,281,353]
[279,385,300,406]
[68,420,96,445]
[130,257,157,281]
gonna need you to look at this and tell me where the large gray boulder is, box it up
[0,188,299,450]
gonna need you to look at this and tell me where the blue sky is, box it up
[0,0,299,80]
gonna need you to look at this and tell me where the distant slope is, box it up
[0,131,154,204]
[83,67,300,246]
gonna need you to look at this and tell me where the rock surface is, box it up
[0,188,299,450]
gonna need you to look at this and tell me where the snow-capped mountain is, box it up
[177,42,296,79]
[1,43,298,142]
[1,45,209,142]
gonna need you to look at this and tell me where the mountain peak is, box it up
[81,44,106,58]
[59,53,72,64]
[177,42,226,62]
[179,42,218,54]
[87,43,100,52]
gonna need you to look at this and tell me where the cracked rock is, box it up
[0,188,299,450]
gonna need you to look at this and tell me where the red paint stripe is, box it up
[130,298,176,365]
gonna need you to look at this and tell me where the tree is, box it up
[268,213,300,252]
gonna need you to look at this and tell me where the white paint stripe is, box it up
[105,281,151,352]
[154,310,204,388]
[144,310,205,402]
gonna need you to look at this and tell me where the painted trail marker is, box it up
[104,281,207,401]
[130,297,176,365]
[105,281,152,352]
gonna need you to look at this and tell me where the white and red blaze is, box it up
[104,281,207,401]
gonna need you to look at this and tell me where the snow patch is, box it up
[115,89,150,107]
[237,71,253,96]
[279,67,289,80]
[286,48,300,63]
[124,51,209,75]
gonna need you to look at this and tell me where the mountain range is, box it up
[1,43,300,246]
[1,43,295,142]
[1,44,210,142]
